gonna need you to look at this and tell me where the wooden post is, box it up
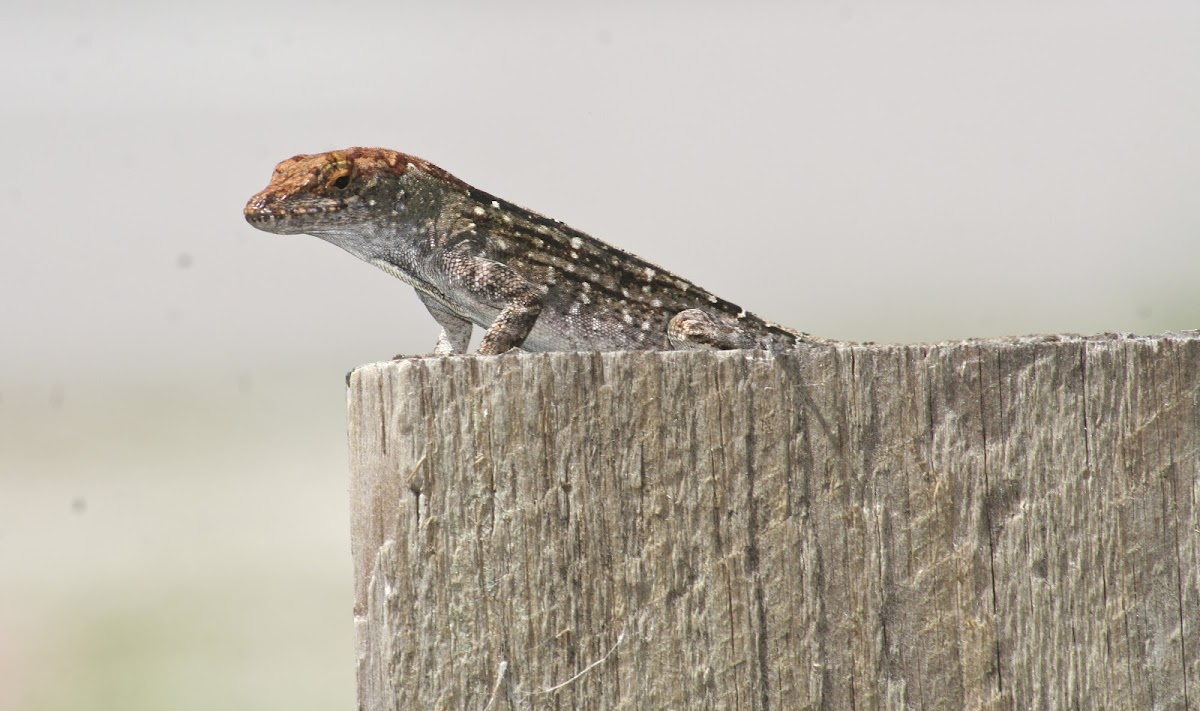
[347,335,1200,710]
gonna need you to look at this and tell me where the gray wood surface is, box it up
[348,334,1200,710]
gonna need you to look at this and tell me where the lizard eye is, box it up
[330,173,351,190]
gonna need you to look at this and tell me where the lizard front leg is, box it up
[478,292,543,354]
[415,291,473,355]
[439,243,547,355]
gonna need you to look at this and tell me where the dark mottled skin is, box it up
[245,147,836,355]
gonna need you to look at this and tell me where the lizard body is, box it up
[244,147,836,355]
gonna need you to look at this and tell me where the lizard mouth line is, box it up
[243,204,346,222]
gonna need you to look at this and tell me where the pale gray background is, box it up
[2,1,1197,709]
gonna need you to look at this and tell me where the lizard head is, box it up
[244,147,466,235]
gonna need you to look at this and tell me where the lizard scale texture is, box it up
[244,147,830,355]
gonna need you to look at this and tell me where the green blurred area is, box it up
[0,371,356,711]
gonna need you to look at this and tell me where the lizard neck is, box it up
[309,204,450,295]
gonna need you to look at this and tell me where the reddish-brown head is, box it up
[244,147,463,235]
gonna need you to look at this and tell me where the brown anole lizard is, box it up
[244,147,839,355]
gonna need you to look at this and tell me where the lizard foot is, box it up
[667,309,758,350]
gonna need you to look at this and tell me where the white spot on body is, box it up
[737,310,747,319]
[566,263,577,272]
[650,299,662,308]
[623,313,634,324]
[570,237,583,249]
[642,285,652,293]
[644,267,656,280]
[580,292,591,305]
[621,289,631,298]
[491,200,500,208]
[569,302,582,315]
[496,239,508,250]
[570,251,579,259]
[641,321,652,331]
[367,199,376,206]
[502,215,513,224]
[708,295,719,304]
[473,206,485,216]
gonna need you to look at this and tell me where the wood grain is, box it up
[348,334,1200,710]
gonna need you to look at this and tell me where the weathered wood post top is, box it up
[348,334,1200,710]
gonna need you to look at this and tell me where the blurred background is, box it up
[1,1,1197,708]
